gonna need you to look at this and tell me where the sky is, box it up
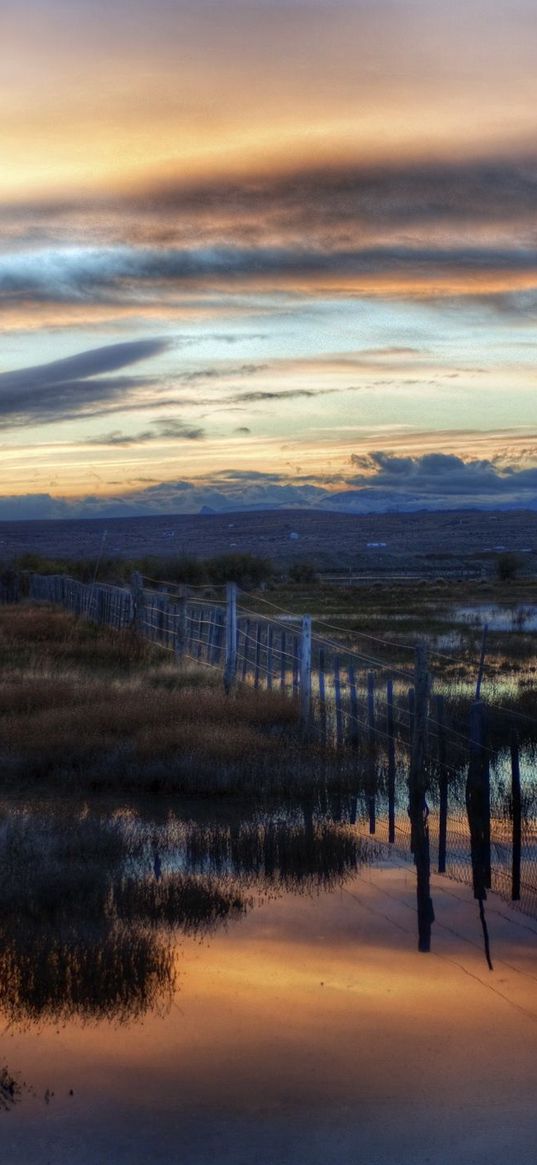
[3,0,537,518]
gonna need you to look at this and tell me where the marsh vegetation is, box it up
[0,605,316,794]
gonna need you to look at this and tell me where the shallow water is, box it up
[1,797,536,1164]
[453,602,537,632]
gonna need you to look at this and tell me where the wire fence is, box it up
[3,569,535,919]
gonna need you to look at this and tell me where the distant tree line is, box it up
[4,552,320,592]
[9,551,275,590]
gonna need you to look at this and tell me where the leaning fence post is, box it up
[224,582,238,693]
[299,615,312,728]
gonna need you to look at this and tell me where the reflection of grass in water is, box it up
[0,1066,21,1110]
[0,810,247,1026]
[0,927,176,1027]
[116,874,248,930]
[0,804,381,1025]
[177,817,378,890]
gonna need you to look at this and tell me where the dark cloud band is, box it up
[0,339,169,427]
[3,242,537,310]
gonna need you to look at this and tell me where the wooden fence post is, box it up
[241,618,250,681]
[254,622,262,689]
[224,582,238,693]
[408,642,434,952]
[318,647,327,746]
[267,625,273,690]
[280,630,287,691]
[130,571,144,634]
[96,585,106,626]
[292,633,300,695]
[367,671,376,834]
[436,693,448,874]
[387,677,396,844]
[466,698,493,968]
[466,699,491,897]
[174,590,188,662]
[299,615,312,728]
[348,663,359,749]
[510,727,521,902]
[334,656,343,747]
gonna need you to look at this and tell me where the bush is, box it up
[288,561,318,584]
[497,552,519,581]
[206,553,273,588]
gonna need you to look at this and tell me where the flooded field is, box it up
[1,793,536,1165]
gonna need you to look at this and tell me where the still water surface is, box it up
[1,798,536,1165]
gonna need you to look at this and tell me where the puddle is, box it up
[453,603,537,632]
[1,796,536,1164]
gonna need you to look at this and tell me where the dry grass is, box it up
[0,604,307,793]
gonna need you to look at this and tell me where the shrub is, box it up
[288,561,318,584]
[497,552,519,581]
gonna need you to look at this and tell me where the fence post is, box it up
[279,630,286,690]
[367,671,376,834]
[408,642,434,952]
[467,699,491,895]
[254,622,262,689]
[174,589,188,661]
[130,571,144,634]
[436,693,448,873]
[318,647,327,746]
[224,582,238,693]
[510,727,521,902]
[299,615,312,728]
[267,625,273,690]
[96,585,106,626]
[387,677,396,844]
[334,656,343,747]
[348,663,359,749]
[466,699,493,967]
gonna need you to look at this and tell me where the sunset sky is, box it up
[3,0,537,517]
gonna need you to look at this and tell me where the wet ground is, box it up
[0,798,536,1164]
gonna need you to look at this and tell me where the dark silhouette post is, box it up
[174,588,188,662]
[387,678,396,844]
[367,671,376,834]
[510,727,522,902]
[466,699,493,969]
[436,693,448,874]
[408,643,434,952]
[130,571,144,634]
